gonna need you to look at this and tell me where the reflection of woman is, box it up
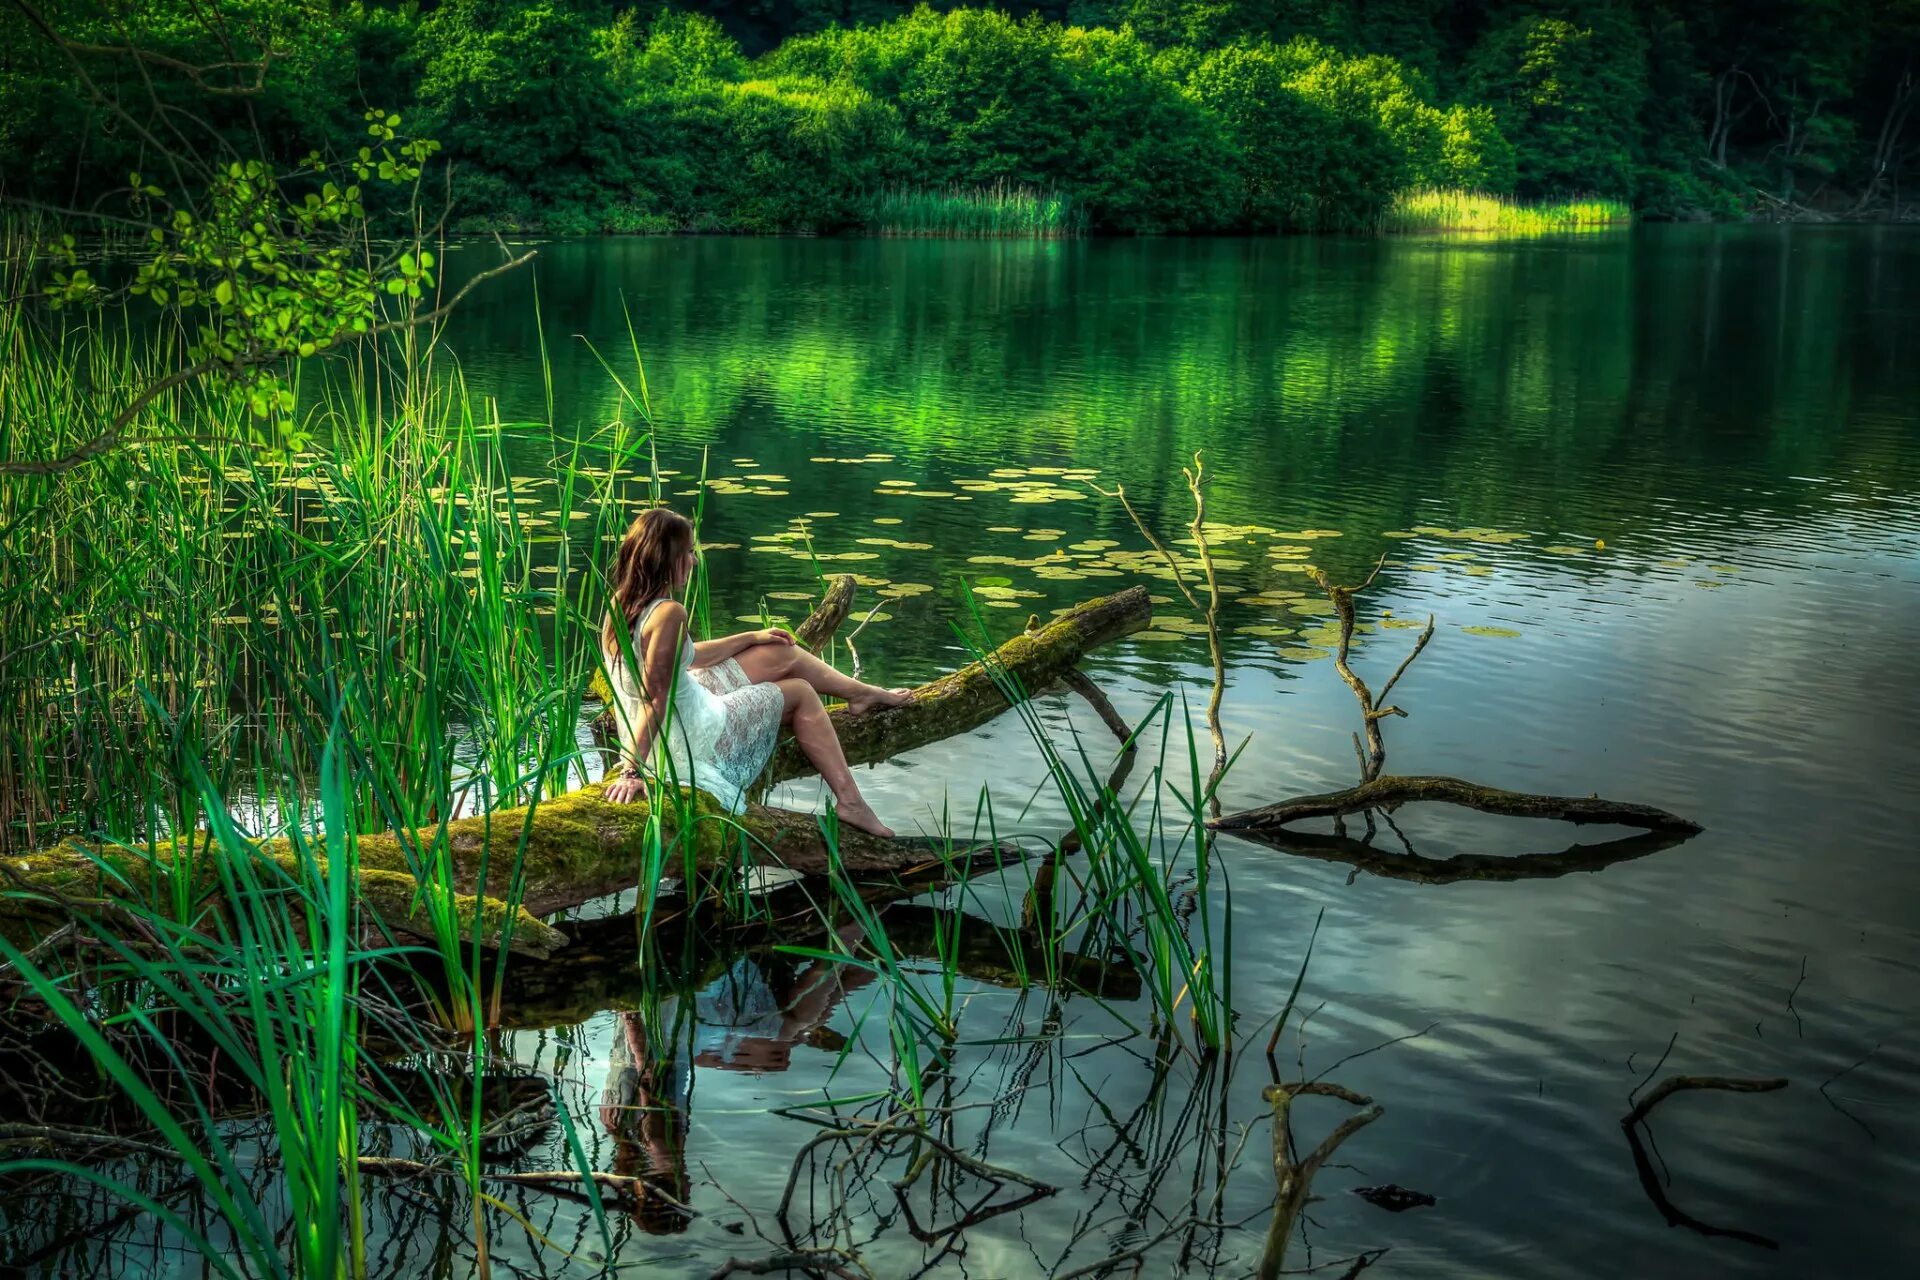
[692,944,875,1074]
[600,507,907,836]
[597,932,876,1228]
[598,1012,693,1235]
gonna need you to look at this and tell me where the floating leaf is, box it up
[1461,625,1522,638]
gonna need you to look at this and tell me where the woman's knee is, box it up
[778,676,821,718]
[740,641,796,682]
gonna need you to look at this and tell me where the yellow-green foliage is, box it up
[1378,187,1632,235]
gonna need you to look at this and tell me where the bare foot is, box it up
[845,686,913,715]
[834,797,894,840]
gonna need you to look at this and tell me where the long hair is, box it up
[603,506,695,659]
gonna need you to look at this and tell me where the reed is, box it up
[866,181,1084,238]
[0,285,649,1274]
[1378,186,1632,235]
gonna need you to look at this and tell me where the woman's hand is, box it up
[754,628,796,647]
[604,769,649,804]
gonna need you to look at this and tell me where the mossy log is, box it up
[1210,774,1702,835]
[6,587,1149,958]
[765,586,1151,783]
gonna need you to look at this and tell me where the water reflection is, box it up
[595,924,877,1235]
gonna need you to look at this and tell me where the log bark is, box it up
[1211,774,1701,835]
[765,586,1151,783]
[792,574,856,650]
[6,588,1149,958]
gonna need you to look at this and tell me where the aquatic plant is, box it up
[866,181,1085,238]
[1378,186,1632,234]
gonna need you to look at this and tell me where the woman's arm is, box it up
[690,626,793,668]
[605,603,691,802]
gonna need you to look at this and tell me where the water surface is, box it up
[27,227,1920,1275]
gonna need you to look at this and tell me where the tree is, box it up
[1466,5,1647,197]
[1,0,532,474]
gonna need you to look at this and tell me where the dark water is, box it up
[29,228,1920,1275]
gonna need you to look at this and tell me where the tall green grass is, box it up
[866,181,1084,238]
[0,283,651,1275]
[1379,187,1632,235]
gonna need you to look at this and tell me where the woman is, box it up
[600,507,907,837]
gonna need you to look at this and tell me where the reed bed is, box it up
[0,285,1243,1273]
[866,181,1084,238]
[1378,186,1632,235]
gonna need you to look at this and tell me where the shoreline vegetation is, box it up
[5,4,1915,241]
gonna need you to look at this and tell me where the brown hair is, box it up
[603,506,695,658]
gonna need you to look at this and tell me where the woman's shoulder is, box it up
[637,598,688,633]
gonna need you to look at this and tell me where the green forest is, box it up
[4,0,1916,235]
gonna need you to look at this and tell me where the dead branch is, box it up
[1212,774,1701,835]
[1257,1081,1384,1280]
[1059,667,1133,747]
[1308,561,1431,784]
[355,1155,680,1209]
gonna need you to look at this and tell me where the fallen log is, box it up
[1211,774,1702,835]
[765,586,1151,783]
[6,588,1150,957]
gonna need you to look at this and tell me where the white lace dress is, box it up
[608,599,786,813]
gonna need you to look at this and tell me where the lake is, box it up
[30,226,1920,1276]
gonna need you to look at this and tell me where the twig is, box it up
[1258,1081,1384,1280]
[355,1156,682,1209]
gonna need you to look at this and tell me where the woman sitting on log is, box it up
[601,507,907,837]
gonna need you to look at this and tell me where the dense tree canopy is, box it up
[2,1,1914,232]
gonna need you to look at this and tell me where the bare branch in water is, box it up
[1618,1074,1790,1249]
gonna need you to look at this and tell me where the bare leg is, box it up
[734,643,911,714]
[776,677,893,838]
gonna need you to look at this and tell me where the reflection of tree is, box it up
[443,232,1903,581]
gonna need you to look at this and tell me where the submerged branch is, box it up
[1212,775,1702,835]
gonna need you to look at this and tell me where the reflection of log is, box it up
[494,895,1141,1027]
[1224,828,1698,884]
[766,587,1151,783]
[1620,1074,1789,1250]
[7,589,1147,957]
[1212,774,1702,835]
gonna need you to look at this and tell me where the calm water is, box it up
[26,228,1920,1275]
